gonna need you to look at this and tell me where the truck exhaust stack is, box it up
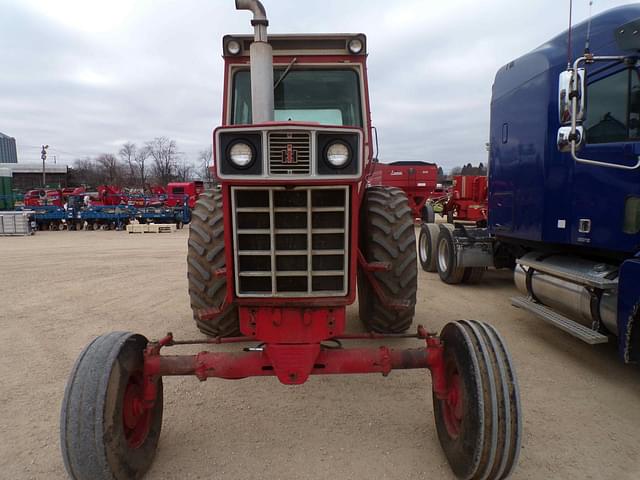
[235,0,274,123]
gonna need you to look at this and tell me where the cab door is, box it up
[573,65,640,253]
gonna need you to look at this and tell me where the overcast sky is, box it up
[0,0,634,170]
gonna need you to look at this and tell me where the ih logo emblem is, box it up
[282,143,297,164]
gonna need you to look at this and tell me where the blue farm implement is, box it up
[16,205,66,230]
[78,205,138,231]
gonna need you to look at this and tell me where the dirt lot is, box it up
[1,228,639,479]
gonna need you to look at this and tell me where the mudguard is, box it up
[617,258,640,363]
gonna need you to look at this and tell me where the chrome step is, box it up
[511,296,609,344]
[516,254,618,290]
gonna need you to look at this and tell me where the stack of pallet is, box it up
[127,223,177,234]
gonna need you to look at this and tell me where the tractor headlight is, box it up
[229,142,254,168]
[325,142,350,168]
[226,39,241,55]
[348,38,364,54]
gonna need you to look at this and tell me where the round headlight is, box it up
[227,39,241,55]
[348,38,363,54]
[326,142,350,167]
[229,142,253,168]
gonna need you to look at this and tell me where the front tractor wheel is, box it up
[60,332,163,480]
[433,320,522,480]
[358,186,417,333]
[188,190,239,337]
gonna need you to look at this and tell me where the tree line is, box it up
[68,137,213,189]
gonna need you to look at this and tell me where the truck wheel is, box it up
[463,267,486,284]
[358,186,417,333]
[436,227,466,284]
[419,223,439,272]
[433,320,521,480]
[60,332,163,480]
[421,203,435,223]
[188,190,239,337]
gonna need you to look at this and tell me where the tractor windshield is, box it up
[232,68,363,127]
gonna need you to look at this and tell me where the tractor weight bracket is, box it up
[357,250,413,310]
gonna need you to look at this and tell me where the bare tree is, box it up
[197,147,213,182]
[96,153,121,185]
[146,137,178,184]
[119,142,137,186]
[175,160,196,182]
[134,147,149,189]
[72,157,101,187]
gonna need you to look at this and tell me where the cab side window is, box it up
[585,68,640,144]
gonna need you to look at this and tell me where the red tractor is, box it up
[367,160,438,220]
[60,2,521,479]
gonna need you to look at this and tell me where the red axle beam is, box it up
[146,346,432,382]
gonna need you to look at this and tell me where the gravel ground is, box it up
[1,228,639,479]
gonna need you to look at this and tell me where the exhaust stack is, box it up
[235,0,274,123]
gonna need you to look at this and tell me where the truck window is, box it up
[172,187,185,194]
[232,68,362,127]
[585,68,640,144]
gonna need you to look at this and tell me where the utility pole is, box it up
[41,144,49,187]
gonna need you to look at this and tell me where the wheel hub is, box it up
[419,233,427,262]
[122,373,152,449]
[437,237,449,272]
[442,372,463,438]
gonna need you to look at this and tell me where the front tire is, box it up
[433,320,522,480]
[358,186,417,333]
[60,332,163,480]
[188,190,239,337]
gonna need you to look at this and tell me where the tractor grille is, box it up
[232,186,349,297]
[268,131,311,175]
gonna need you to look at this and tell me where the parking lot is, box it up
[1,228,639,479]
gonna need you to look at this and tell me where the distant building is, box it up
[4,163,69,191]
[0,132,18,163]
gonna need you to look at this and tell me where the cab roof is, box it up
[222,33,366,57]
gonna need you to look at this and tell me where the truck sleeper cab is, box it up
[419,5,640,364]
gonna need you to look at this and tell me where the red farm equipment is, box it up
[165,181,205,208]
[367,160,438,220]
[60,2,521,479]
[23,189,64,207]
[426,175,488,225]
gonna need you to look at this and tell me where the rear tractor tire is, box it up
[60,332,163,480]
[188,190,239,337]
[358,186,417,333]
[433,320,522,480]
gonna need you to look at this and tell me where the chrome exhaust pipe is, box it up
[235,0,274,123]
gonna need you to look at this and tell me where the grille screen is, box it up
[268,131,311,175]
[232,186,349,297]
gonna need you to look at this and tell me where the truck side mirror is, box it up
[557,68,585,153]
[557,125,584,152]
[558,69,585,125]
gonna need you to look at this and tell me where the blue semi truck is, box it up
[419,4,640,364]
